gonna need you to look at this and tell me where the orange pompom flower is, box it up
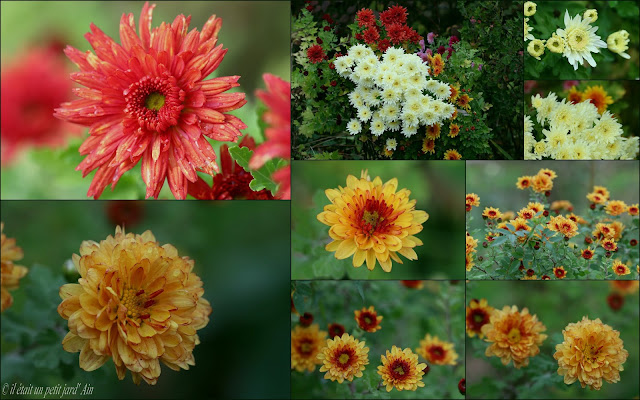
[1,223,28,312]
[605,200,628,216]
[355,306,383,332]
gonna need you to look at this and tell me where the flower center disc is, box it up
[473,312,485,323]
[145,92,166,111]
[339,353,350,364]
[123,74,185,132]
[362,210,380,228]
[393,365,405,375]
[507,328,521,343]
[300,342,312,354]
[568,29,589,50]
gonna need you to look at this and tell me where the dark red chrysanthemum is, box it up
[405,27,422,44]
[249,74,290,200]
[1,47,81,164]
[105,200,145,227]
[328,323,345,338]
[386,23,406,44]
[356,8,376,27]
[54,2,247,199]
[363,26,380,44]
[299,312,314,326]
[449,36,460,46]
[378,39,392,53]
[607,293,624,311]
[186,135,274,200]
[379,5,408,27]
[307,45,326,63]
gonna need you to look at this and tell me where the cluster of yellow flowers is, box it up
[524,93,639,160]
[291,302,458,392]
[467,298,629,390]
[524,2,630,69]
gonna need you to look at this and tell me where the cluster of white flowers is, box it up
[524,2,630,70]
[335,44,455,138]
[524,93,639,160]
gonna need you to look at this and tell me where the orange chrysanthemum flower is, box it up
[427,53,444,77]
[1,223,28,312]
[592,186,610,200]
[466,298,494,338]
[466,193,480,212]
[502,211,516,221]
[538,168,557,179]
[465,253,475,271]
[627,203,639,216]
[292,324,327,372]
[511,218,532,235]
[466,234,478,255]
[609,221,624,241]
[610,280,639,295]
[317,171,428,272]
[517,207,536,220]
[482,305,547,368]
[318,333,369,383]
[551,200,574,212]
[593,223,615,240]
[249,73,291,200]
[417,334,458,365]
[516,176,533,189]
[582,85,614,114]
[566,213,586,225]
[448,123,460,138]
[422,138,436,154]
[601,238,618,252]
[443,149,462,160]
[377,346,426,392]
[612,260,630,276]
[605,200,627,216]
[566,86,582,104]
[531,173,553,193]
[482,207,502,220]
[547,215,579,238]
[586,192,607,205]
[526,202,545,214]
[355,306,383,332]
[456,94,472,111]
[553,266,567,279]
[449,84,460,102]
[554,317,628,390]
[581,247,595,260]
[55,2,247,199]
[57,226,211,385]
[426,123,441,139]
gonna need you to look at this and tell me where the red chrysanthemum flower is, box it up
[328,323,346,338]
[379,5,408,27]
[356,8,376,27]
[363,26,380,44]
[186,136,274,200]
[386,23,406,45]
[105,200,145,227]
[249,74,291,200]
[1,47,81,164]
[378,39,392,53]
[307,45,326,63]
[404,27,422,43]
[54,2,247,199]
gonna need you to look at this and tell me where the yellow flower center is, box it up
[362,211,380,228]
[120,288,146,319]
[145,92,166,111]
[507,328,522,343]
[339,353,350,364]
[583,344,601,361]
[364,316,373,324]
[394,365,405,375]
[300,342,312,354]
[568,28,589,50]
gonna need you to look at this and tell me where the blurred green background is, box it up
[524,80,640,155]
[291,280,465,399]
[466,281,640,399]
[525,1,640,79]
[291,161,465,280]
[0,200,290,398]
[0,1,289,199]
[466,160,640,233]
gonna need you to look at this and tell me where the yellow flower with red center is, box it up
[443,149,462,160]
[427,53,445,77]
[516,176,533,189]
[383,148,393,158]
[466,193,480,212]
[466,234,478,255]
[627,203,639,216]
[511,218,532,236]
[292,324,327,372]
[612,260,630,276]
[378,346,426,392]
[538,168,557,179]
[601,238,617,252]
[317,171,429,272]
[466,298,494,338]
[610,280,639,295]
[593,223,615,240]
[448,123,460,138]
[566,86,583,104]
[554,317,628,390]
[609,221,624,240]
[582,85,614,114]
[482,207,503,220]
[422,138,436,154]
[553,266,567,279]
[449,84,460,102]
[1,223,28,312]
[592,186,610,200]
[547,215,578,238]
[426,123,441,139]
[502,211,516,221]
[531,172,553,193]
[417,334,458,365]
[566,213,586,225]
[57,227,211,385]
[605,200,627,216]
[527,202,545,214]
[482,305,547,368]
[586,192,607,205]
[456,93,472,110]
[465,253,475,271]
[517,207,536,220]
[318,333,369,383]
[355,306,383,332]
[551,200,574,212]
[581,247,595,260]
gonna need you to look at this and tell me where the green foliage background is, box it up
[0,1,290,199]
[291,280,465,399]
[291,161,465,280]
[0,200,290,399]
[524,1,640,79]
[466,281,640,399]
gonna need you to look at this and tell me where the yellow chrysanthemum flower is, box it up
[612,260,630,276]
[546,33,565,53]
[57,226,211,385]
[318,333,369,383]
[465,193,480,212]
[524,1,536,17]
[416,334,458,365]
[443,149,462,160]
[531,171,553,193]
[482,207,502,220]
[527,39,545,60]
[354,305,383,332]
[377,346,426,392]
[482,305,547,368]
[466,298,494,338]
[553,266,567,279]
[583,9,597,23]
[605,200,627,216]
[292,324,327,372]
[582,85,613,114]
[627,203,639,216]
[317,170,429,272]
[554,317,628,390]
[607,30,630,59]
[1,223,28,312]
[516,176,533,189]
[547,215,579,238]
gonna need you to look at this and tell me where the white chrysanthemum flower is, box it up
[592,111,622,145]
[543,126,569,150]
[357,107,373,122]
[524,2,536,17]
[404,87,422,101]
[370,117,386,136]
[607,31,630,59]
[383,47,405,63]
[425,79,439,93]
[385,138,397,151]
[524,115,533,136]
[583,9,597,23]
[334,57,352,76]
[380,103,400,122]
[434,83,452,100]
[524,18,535,42]
[401,123,418,137]
[527,39,545,60]
[353,61,376,80]
[348,44,369,60]
[546,33,565,53]
[347,118,362,135]
[381,87,400,104]
[387,120,401,132]
[348,91,363,106]
[407,74,427,90]
[555,10,607,70]
[620,136,639,159]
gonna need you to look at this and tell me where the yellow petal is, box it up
[412,210,429,224]
[353,249,366,267]
[325,240,341,252]
[59,283,83,300]
[79,342,108,371]
[365,250,377,270]
[62,332,85,353]
[398,247,418,260]
[139,323,156,338]
[335,238,357,259]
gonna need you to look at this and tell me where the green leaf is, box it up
[228,146,287,195]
